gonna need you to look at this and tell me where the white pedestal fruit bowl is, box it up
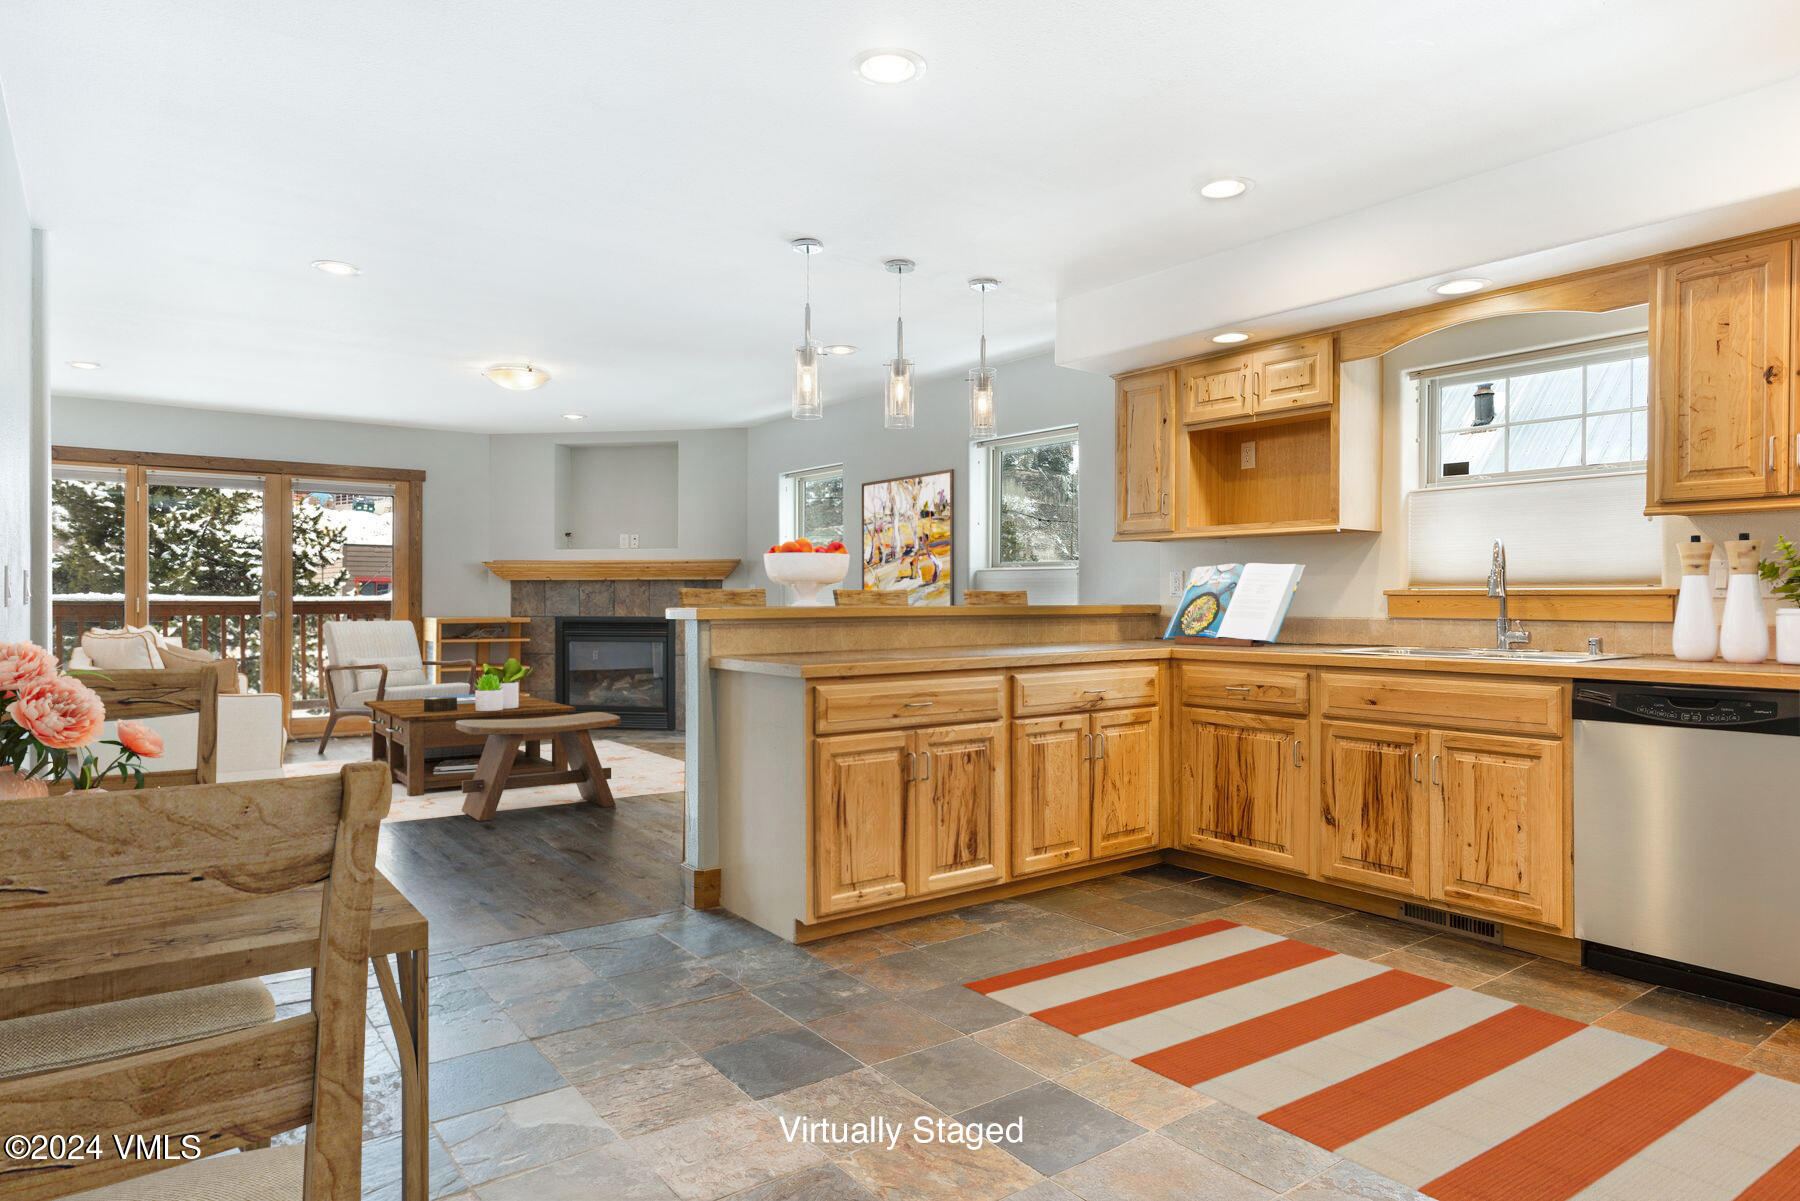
[765,552,850,607]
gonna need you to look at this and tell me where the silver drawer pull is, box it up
[1083,688,1107,695]
[901,700,934,708]
[1224,685,1252,694]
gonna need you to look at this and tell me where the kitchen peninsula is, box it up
[676,603,1800,964]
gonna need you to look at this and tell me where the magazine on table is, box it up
[1163,562,1304,643]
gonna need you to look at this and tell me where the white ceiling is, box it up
[3,1,1799,432]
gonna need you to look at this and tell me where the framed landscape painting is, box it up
[862,470,953,605]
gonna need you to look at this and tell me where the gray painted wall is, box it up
[560,442,679,550]
[0,100,32,640]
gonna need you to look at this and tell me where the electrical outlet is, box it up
[1710,556,1729,596]
[628,533,640,549]
[1168,570,1184,597]
[618,534,631,549]
[1240,440,1257,469]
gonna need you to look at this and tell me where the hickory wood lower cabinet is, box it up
[1012,707,1161,875]
[1177,707,1310,874]
[812,722,1004,916]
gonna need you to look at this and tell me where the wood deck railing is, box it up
[52,596,391,703]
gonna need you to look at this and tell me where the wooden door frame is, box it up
[53,447,426,734]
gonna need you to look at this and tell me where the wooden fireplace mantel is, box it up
[484,559,740,582]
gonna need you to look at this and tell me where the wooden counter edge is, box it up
[668,603,1164,621]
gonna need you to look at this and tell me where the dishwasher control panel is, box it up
[1574,681,1800,735]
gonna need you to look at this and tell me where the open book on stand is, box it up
[1163,563,1305,644]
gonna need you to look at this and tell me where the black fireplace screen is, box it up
[555,617,677,729]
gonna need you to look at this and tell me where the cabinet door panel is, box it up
[1252,336,1334,414]
[1319,721,1428,896]
[1092,707,1160,859]
[911,722,1005,896]
[1654,241,1790,503]
[1011,715,1091,875]
[1178,708,1308,873]
[1116,370,1176,535]
[813,732,909,915]
[1432,732,1564,927]
[1179,354,1252,425]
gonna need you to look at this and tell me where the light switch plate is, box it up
[618,534,631,549]
[628,533,640,549]
[1240,441,1256,469]
[1168,571,1184,597]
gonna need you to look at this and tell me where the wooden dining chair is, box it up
[678,588,767,607]
[0,762,391,1201]
[76,667,220,787]
[833,589,909,607]
[964,590,1028,606]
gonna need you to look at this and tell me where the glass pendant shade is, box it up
[968,364,996,439]
[790,239,825,421]
[884,357,915,429]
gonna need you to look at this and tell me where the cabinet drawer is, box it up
[1319,671,1564,736]
[814,673,1004,734]
[1178,664,1309,714]
[1012,664,1160,717]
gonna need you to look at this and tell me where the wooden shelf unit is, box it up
[424,616,530,680]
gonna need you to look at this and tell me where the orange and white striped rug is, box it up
[967,918,1800,1201]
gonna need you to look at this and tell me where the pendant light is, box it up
[790,237,824,420]
[967,277,999,439]
[883,258,916,429]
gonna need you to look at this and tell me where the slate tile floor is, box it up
[264,856,1800,1201]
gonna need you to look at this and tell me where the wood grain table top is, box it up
[0,872,428,1021]
[369,696,572,723]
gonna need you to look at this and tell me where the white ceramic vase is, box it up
[1777,608,1800,666]
[501,681,521,708]
[1719,574,1770,664]
[1670,574,1718,662]
[474,689,504,712]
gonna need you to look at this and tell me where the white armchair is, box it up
[319,619,474,751]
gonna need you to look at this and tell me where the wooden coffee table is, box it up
[368,696,576,795]
[455,711,621,820]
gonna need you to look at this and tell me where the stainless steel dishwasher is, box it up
[1574,679,1800,1015]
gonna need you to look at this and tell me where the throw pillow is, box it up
[158,643,240,695]
[81,628,164,670]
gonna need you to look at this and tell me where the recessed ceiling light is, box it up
[562,413,585,421]
[1198,177,1251,200]
[483,363,551,391]
[820,344,858,356]
[66,360,100,370]
[311,259,361,276]
[853,48,926,85]
[1432,277,1490,296]
[1211,332,1250,344]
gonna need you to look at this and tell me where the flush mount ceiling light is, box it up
[311,259,361,276]
[790,237,825,420]
[562,413,585,421]
[1198,177,1251,200]
[483,363,550,391]
[967,278,999,440]
[853,48,926,84]
[1211,332,1250,344]
[883,258,916,430]
[820,344,858,356]
[66,360,101,370]
[1432,277,1490,296]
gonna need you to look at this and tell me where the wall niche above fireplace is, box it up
[557,617,677,729]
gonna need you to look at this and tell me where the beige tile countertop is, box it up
[711,639,1800,689]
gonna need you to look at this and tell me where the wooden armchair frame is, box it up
[319,658,475,754]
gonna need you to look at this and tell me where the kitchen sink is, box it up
[1332,646,1631,663]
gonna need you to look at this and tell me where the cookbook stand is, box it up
[1165,636,1270,647]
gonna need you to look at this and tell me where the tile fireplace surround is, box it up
[510,578,723,730]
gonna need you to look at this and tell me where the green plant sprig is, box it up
[1759,534,1800,608]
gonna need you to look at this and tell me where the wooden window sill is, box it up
[1385,587,1676,623]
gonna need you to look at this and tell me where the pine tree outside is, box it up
[993,431,1078,565]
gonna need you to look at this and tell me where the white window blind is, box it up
[1406,472,1659,585]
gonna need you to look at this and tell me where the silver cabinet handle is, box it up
[918,750,931,781]
[1253,370,1261,404]
[1413,752,1422,783]
[1097,733,1108,761]
[1431,753,1442,786]
[1083,688,1107,695]
[1083,733,1093,760]
[1771,436,1779,475]
[904,751,915,781]
[901,700,933,708]
[1224,684,1251,694]
[1292,738,1302,768]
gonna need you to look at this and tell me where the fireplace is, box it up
[555,617,678,730]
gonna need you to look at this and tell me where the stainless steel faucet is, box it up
[1487,540,1531,650]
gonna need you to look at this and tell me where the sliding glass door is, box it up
[49,450,422,733]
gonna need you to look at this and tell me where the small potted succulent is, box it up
[472,665,505,712]
[763,536,850,606]
[497,658,532,707]
[1760,534,1800,664]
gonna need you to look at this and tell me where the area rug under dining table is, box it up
[967,918,1800,1201]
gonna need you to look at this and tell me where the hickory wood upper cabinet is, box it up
[1176,334,1335,426]
[1115,368,1177,536]
[1649,238,1794,509]
[1179,353,1253,424]
[1178,707,1310,874]
[812,721,1004,917]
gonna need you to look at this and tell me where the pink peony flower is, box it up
[0,641,59,696]
[7,675,105,750]
[114,720,164,759]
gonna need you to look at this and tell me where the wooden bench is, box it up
[454,712,621,821]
